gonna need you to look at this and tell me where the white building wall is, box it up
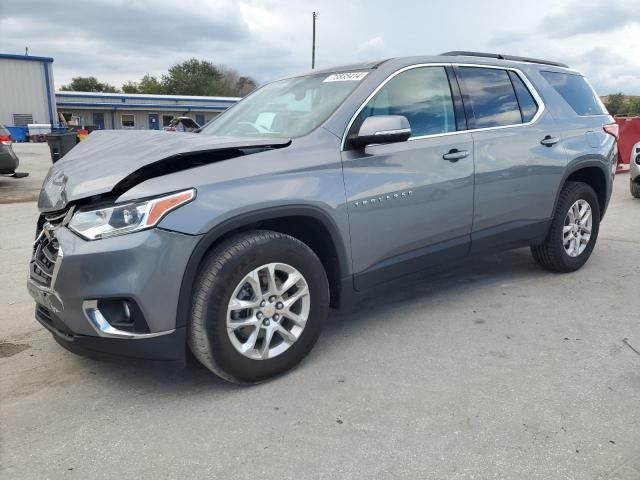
[0,58,55,126]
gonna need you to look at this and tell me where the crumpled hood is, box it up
[38,130,290,212]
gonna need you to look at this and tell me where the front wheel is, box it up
[531,181,601,273]
[188,230,329,384]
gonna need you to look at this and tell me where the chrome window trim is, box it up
[374,128,411,136]
[341,62,546,150]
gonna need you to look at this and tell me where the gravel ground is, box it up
[1,144,639,479]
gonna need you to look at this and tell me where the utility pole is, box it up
[311,12,317,69]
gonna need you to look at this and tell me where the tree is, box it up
[138,74,165,94]
[117,59,258,97]
[605,93,626,116]
[121,74,164,94]
[60,76,119,93]
[627,97,640,116]
[216,66,257,96]
[121,81,139,94]
[161,59,222,96]
[235,76,258,96]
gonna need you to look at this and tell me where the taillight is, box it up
[0,134,11,145]
[603,123,619,141]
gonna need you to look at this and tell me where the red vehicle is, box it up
[615,116,640,171]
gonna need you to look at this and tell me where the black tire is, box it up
[631,178,640,199]
[188,230,329,384]
[531,181,601,273]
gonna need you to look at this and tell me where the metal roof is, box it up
[56,91,241,103]
[0,53,54,63]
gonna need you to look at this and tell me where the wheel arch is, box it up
[555,160,611,219]
[175,206,351,329]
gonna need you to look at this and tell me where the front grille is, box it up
[30,210,68,287]
[30,234,59,286]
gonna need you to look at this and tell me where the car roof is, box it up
[292,54,578,79]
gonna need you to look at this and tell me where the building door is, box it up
[195,114,205,126]
[148,113,160,130]
[93,112,105,129]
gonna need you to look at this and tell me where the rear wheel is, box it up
[531,181,600,273]
[188,230,329,384]
[631,178,640,199]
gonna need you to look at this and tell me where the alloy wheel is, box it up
[563,199,592,257]
[226,263,310,360]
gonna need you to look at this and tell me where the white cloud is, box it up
[0,0,638,94]
[355,37,387,61]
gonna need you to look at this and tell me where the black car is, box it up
[0,125,19,175]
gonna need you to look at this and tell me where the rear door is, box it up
[341,65,475,289]
[454,65,567,253]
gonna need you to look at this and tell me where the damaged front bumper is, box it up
[27,223,202,366]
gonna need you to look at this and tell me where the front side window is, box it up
[121,114,135,129]
[540,71,606,116]
[201,72,367,138]
[458,67,521,128]
[355,66,456,138]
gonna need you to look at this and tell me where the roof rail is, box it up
[439,51,569,68]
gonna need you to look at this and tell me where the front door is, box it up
[341,66,475,290]
[148,113,160,130]
[93,112,105,129]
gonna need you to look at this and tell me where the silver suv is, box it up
[29,52,617,383]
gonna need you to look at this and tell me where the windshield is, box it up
[201,71,369,138]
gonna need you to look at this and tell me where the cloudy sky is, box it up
[1,0,639,94]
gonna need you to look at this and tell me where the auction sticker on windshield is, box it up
[323,72,368,82]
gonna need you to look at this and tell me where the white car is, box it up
[631,141,640,198]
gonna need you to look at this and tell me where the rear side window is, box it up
[540,71,606,116]
[508,71,538,123]
[356,66,456,137]
[457,67,522,128]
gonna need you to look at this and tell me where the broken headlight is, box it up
[68,189,195,240]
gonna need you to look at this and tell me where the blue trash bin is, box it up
[5,126,28,142]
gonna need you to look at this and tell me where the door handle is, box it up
[442,149,469,162]
[540,135,560,147]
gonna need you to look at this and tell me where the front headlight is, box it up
[68,189,195,240]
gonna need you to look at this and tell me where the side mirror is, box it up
[349,115,411,148]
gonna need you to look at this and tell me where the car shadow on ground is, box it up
[64,247,548,394]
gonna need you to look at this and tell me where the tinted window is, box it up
[541,71,606,116]
[357,67,456,137]
[458,67,521,128]
[508,71,538,123]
